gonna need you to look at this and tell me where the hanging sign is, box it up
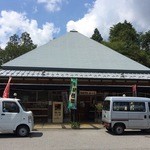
[79,91,97,95]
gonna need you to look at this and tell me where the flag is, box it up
[3,77,12,98]
[68,78,77,110]
[132,84,137,96]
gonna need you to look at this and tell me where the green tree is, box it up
[91,28,103,43]
[109,20,139,48]
[0,32,37,66]
[21,32,37,51]
[140,30,150,51]
[8,34,20,46]
[0,50,5,66]
[104,20,150,68]
[4,34,20,61]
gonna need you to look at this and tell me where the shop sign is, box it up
[79,91,97,95]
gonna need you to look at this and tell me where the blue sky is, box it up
[0,0,150,48]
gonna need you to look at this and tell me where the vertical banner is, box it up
[3,76,12,98]
[68,78,77,110]
[132,84,137,96]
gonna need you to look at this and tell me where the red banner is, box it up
[3,77,12,98]
[132,84,137,96]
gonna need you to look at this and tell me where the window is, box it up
[18,100,26,111]
[2,102,20,113]
[113,101,146,112]
[103,101,110,111]
[113,102,129,111]
[129,102,145,112]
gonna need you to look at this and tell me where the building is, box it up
[0,31,150,123]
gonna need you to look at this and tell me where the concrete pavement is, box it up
[1,128,150,150]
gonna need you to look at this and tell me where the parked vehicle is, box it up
[0,98,34,137]
[102,96,150,135]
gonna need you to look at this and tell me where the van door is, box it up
[0,101,21,132]
[128,102,148,129]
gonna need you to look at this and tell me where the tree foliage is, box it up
[0,32,37,66]
[102,20,150,68]
[91,28,103,43]
[140,30,150,52]
[109,20,139,48]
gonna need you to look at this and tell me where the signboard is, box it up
[79,91,97,95]
[68,78,77,110]
[52,102,63,123]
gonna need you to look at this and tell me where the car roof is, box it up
[105,96,150,102]
[0,98,19,101]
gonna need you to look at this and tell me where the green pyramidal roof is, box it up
[2,31,150,73]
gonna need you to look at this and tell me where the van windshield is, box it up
[103,101,110,111]
[18,100,26,111]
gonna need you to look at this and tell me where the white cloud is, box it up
[37,0,65,12]
[0,10,60,49]
[67,0,150,40]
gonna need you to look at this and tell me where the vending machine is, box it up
[52,102,63,123]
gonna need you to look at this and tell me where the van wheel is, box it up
[113,124,124,135]
[16,125,29,137]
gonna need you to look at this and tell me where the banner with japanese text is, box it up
[68,78,77,110]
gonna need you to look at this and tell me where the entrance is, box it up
[77,95,96,122]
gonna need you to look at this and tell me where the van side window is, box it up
[2,102,20,113]
[113,102,129,111]
[129,102,145,112]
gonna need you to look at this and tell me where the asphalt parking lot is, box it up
[1,128,150,150]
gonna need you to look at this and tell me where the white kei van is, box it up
[0,98,34,137]
[102,96,150,135]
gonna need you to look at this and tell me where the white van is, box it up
[102,96,150,135]
[0,98,34,137]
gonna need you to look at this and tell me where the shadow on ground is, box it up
[106,130,150,137]
[0,131,43,138]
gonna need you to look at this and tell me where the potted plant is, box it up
[95,103,103,111]
[71,121,80,129]
[95,103,103,122]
